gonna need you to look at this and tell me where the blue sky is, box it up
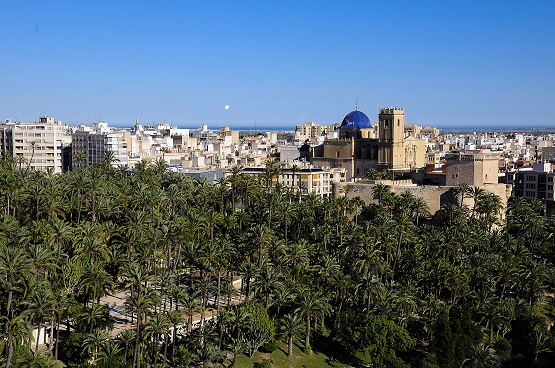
[1,1,554,128]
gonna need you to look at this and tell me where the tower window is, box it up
[397,119,400,127]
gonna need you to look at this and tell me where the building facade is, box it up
[311,107,426,181]
[445,151,500,187]
[506,162,555,200]
[71,123,128,170]
[0,116,71,173]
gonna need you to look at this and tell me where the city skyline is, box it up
[1,1,554,128]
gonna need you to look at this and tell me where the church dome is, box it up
[340,110,372,129]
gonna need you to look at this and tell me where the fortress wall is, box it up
[335,182,511,217]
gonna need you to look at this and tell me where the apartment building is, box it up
[72,122,128,169]
[506,162,554,200]
[0,116,71,173]
[242,167,346,197]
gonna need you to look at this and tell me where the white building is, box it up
[0,116,71,173]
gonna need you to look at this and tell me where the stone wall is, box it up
[335,181,512,217]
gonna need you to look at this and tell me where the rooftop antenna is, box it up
[355,99,358,111]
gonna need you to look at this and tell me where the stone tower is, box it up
[377,108,405,169]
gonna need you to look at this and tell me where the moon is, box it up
[225,105,230,110]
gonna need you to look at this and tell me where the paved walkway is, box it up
[99,279,245,337]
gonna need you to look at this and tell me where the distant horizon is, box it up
[3,116,555,133]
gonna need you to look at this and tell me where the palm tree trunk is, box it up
[134,315,141,368]
[305,317,311,350]
[216,272,221,312]
[153,333,159,367]
[288,335,293,356]
[35,321,41,351]
[6,340,14,368]
[49,317,54,351]
[55,316,61,359]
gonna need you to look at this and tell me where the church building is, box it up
[311,107,425,181]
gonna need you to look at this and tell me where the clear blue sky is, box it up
[1,1,554,128]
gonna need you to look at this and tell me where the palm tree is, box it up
[24,286,53,351]
[295,290,328,351]
[96,340,123,368]
[123,289,156,368]
[166,309,184,360]
[0,245,33,316]
[290,164,301,194]
[49,218,73,261]
[278,313,304,357]
[411,197,430,226]
[372,183,390,205]
[14,349,64,368]
[180,290,199,334]
[227,166,244,211]
[143,313,170,367]
[452,183,470,206]
[82,328,109,363]
[72,151,88,170]
[252,265,282,311]
[226,337,247,367]
[80,303,109,334]
[0,313,33,368]
[80,262,113,305]
[116,329,135,363]
[249,224,274,270]
[528,331,552,366]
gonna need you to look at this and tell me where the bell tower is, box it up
[378,108,404,143]
[377,108,405,168]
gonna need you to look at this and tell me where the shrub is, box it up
[254,358,273,368]
[261,340,278,353]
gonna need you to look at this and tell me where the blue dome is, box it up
[340,110,372,129]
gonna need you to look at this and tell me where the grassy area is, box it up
[231,336,354,368]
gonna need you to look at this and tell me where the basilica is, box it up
[311,107,425,181]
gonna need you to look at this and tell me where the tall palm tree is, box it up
[180,290,200,334]
[14,349,64,368]
[82,328,109,363]
[143,313,170,367]
[252,265,282,311]
[80,262,113,305]
[372,182,390,205]
[295,290,328,351]
[0,313,33,368]
[278,313,304,357]
[24,286,53,351]
[123,289,156,368]
[0,245,33,316]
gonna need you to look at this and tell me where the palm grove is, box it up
[0,154,555,368]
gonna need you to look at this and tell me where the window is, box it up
[549,177,554,182]
[526,183,536,189]
[548,185,553,191]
